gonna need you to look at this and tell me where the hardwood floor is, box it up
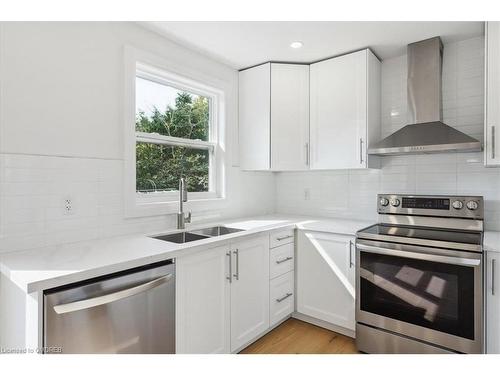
[240,318,359,354]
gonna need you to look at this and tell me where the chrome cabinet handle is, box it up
[227,251,232,283]
[492,126,496,159]
[349,240,354,268]
[360,138,364,164]
[53,274,173,314]
[276,292,293,303]
[276,235,294,241]
[305,142,310,166]
[233,249,239,280]
[493,258,496,296]
[276,256,293,264]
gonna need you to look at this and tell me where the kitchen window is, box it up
[124,48,225,216]
[135,73,215,195]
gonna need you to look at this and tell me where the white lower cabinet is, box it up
[176,234,270,354]
[487,251,500,353]
[270,271,294,326]
[296,230,356,331]
[176,244,231,354]
[230,235,270,351]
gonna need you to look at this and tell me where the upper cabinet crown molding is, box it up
[238,49,381,171]
[485,22,500,167]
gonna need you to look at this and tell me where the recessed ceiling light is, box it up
[290,41,303,49]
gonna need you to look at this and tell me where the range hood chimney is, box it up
[368,36,482,156]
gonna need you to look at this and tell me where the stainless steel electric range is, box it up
[355,194,484,354]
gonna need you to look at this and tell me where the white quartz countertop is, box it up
[484,231,500,252]
[0,214,373,294]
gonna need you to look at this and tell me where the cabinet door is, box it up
[485,22,500,166]
[230,235,270,351]
[176,245,231,354]
[487,251,500,353]
[239,63,271,170]
[296,230,355,331]
[310,50,367,170]
[271,63,310,170]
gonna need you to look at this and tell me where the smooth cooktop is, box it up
[357,224,482,251]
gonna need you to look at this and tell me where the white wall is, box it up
[1,27,498,256]
[276,36,500,231]
[0,22,275,254]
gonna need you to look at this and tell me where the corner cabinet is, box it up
[296,230,356,334]
[239,63,310,171]
[485,22,500,167]
[309,49,381,170]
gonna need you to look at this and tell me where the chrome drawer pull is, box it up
[276,292,293,303]
[276,235,293,241]
[276,256,293,264]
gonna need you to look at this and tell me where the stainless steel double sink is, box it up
[152,226,244,244]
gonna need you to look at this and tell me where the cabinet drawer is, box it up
[270,271,294,326]
[270,242,294,279]
[270,228,295,248]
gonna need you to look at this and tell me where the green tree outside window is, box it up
[136,92,210,193]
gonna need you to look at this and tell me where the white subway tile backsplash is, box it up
[276,36,500,231]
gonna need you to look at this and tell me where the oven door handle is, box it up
[356,243,481,267]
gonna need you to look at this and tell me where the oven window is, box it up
[359,252,475,339]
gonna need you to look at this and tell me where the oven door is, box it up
[356,239,483,353]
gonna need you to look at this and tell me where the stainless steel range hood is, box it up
[368,37,482,156]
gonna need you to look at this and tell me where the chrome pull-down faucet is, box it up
[177,177,191,229]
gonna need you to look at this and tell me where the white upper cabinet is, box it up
[239,63,271,170]
[485,22,500,167]
[239,63,310,171]
[271,64,310,170]
[310,49,381,170]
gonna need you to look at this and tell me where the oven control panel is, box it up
[377,194,484,219]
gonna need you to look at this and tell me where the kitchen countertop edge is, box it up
[0,215,373,294]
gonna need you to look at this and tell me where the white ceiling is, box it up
[144,21,484,70]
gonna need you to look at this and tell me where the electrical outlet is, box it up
[304,188,310,201]
[63,197,75,215]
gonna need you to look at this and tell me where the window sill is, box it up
[125,196,228,218]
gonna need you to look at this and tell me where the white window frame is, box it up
[124,46,226,217]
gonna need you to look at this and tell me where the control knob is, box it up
[466,201,479,211]
[452,200,464,210]
[390,198,401,207]
[379,197,389,207]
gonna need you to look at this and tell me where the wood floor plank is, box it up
[240,318,359,354]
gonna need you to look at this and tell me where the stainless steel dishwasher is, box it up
[44,260,175,354]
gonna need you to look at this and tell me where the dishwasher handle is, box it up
[53,273,173,315]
